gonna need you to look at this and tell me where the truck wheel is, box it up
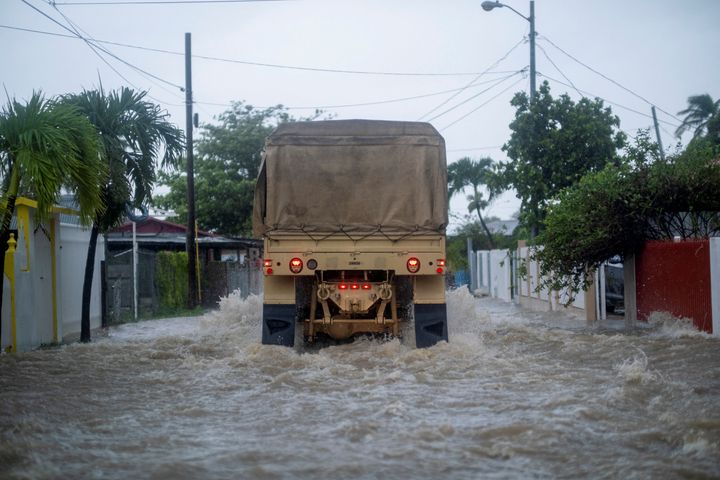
[414,303,448,348]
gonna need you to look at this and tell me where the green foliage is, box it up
[447,157,500,248]
[0,91,106,227]
[498,81,626,235]
[675,93,720,143]
[154,102,326,236]
[535,134,720,295]
[155,251,189,310]
[62,87,184,232]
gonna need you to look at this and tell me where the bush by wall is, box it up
[155,251,188,310]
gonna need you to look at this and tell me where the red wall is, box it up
[636,240,712,333]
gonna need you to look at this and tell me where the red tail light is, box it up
[351,283,359,290]
[289,258,303,274]
[407,257,420,273]
[263,259,272,268]
[361,284,371,290]
[437,259,446,267]
[339,284,348,290]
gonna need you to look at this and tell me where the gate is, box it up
[636,240,712,332]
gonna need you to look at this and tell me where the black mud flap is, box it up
[414,303,448,348]
[261,304,296,346]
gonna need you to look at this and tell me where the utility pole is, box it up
[651,106,665,160]
[528,0,536,101]
[185,32,198,309]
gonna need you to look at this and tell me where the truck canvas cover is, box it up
[252,119,448,237]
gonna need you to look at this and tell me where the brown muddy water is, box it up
[1,289,719,479]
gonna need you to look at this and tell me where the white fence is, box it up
[472,246,588,318]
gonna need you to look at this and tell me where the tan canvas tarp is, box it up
[252,120,448,237]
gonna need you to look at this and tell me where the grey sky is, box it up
[2,0,719,229]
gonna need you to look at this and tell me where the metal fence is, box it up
[103,251,263,322]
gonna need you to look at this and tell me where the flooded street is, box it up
[1,289,719,479]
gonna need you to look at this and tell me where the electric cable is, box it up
[418,36,526,121]
[427,70,525,123]
[21,1,185,106]
[50,3,186,101]
[0,24,520,78]
[54,0,288,5]
[537,72,680,128]
[439,76,525,131]
[47,2,185,91]
[193,72,527,110]
[538,35,682,123]
[536,42,582,98]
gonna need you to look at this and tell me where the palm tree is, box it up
[675,94,720,140]
[0,92,105,342]
[63,87,184,342]
[448,157,497,249]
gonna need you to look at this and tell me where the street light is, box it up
[482,1,536,101]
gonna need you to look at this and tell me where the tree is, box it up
[155,102,325,236]
[675,94,720,143]
[498,81,626,236]
[534,134,720,296]
[0,92,105,340]
[447,157,498,248]
[63,87,184,342]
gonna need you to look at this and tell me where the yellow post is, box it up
[4,233,17,352]
[50,218,59,343]
[17,204,31,272]
[195,220,201,304]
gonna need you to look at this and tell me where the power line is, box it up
[22,1,184,94]
[54,0,287,5]
[419,36,526,121]
[194,72,527,110]
[0,24,520,78]
[447,146,503,153]
[537,71,680,128]
[538,35,683,123]
[49,3,185,91]
[20,1,185,107]
[440,77,525,132]
[536,42,582,98]
[50,3,186,100]
[427,70,524,123]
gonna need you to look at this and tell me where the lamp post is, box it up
[481,0,536,101]
[482,0,539,238]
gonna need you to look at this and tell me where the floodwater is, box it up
[1,290,719,479]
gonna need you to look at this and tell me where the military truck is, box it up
[252,119,448,348]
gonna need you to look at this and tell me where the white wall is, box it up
[59,223,104,340]
[474,245,588,316]
[0,211,104,352]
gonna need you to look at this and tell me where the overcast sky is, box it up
[2,0,719,229]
